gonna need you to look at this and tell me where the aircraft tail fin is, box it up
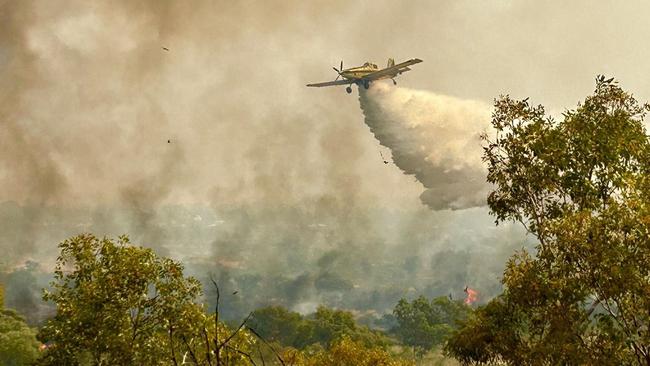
[387,58,395,68]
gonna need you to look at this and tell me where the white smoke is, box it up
[358,82,492,210]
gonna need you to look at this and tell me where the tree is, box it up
[38,234,256,365]
[0,308,40,366]
[281,336,414,366]
[393,296,470,356]
[249,305,389,350]
[311,306,358,345]
[446,76,650,364]
[249,306,308,348]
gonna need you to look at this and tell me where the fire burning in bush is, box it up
[464,286,478,305]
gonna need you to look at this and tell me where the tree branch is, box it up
[181,335,201,366]
[210,275,221,365]
[225,345,257,366]
[169,324,178,366]
[247,326,286,366]
[219,312,252,350]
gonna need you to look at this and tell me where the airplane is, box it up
[307,58,423,94]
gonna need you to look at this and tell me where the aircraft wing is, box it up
[362,58,423,81]
[306,79,352,87]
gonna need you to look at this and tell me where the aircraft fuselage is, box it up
[340,64,379,80]
[339,62,404,82]
[306,58,422,92]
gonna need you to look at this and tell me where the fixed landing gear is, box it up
[392,79,397,85]
[363,80,370,89]
[346,86,352,94]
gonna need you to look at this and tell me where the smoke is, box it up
[0,0,539,322]
[0,261,54,325]
[359,82,492,210]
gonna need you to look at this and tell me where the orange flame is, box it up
[464,286,478,305]
[39,343,55,351]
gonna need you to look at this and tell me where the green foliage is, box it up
[249,306,307,348]
[392,296,470,355]
[281,336,414,366]
[0,308,40,366]
[312,306,390,348]
[446,76,650,364]
[250,305,390,350]
[37,234,256,365]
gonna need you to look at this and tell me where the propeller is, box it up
[333,60,343,81]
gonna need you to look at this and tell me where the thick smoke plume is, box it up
[0,1,537,323]
[359,83,492,210]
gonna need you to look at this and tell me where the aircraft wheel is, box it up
[346,86,352,94]
[363,81,370,89]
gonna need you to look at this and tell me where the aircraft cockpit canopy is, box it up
[363,62,378,69]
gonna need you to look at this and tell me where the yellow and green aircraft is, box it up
[307,58,422,94]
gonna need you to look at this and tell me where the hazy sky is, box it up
[1,0,649,315]
[4,0,650,206]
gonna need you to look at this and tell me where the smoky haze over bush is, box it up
[10,0,648,321]
[0,203,527,323]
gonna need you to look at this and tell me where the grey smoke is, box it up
[0,261,55,325]
[0,1,551,322]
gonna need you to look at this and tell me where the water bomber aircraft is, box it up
[307,58,423,94]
